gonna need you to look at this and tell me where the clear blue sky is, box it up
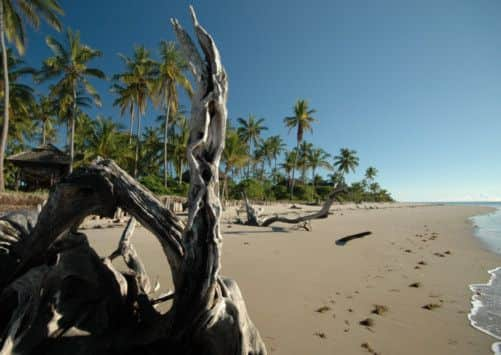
[19,0,501,202]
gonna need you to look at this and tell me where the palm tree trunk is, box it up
[311,167,316,201]
[222,164,229,207]
[134,113,141,178]
[246,142,251,179]
[42,121,46,145]
[0,2,9,192]
[69,85,77,173]
[289,140,300,201]
[163,101,170,188]
[128,114,133,145]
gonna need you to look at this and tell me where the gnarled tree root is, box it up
[0,7,266,355]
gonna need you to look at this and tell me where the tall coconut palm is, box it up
[54,88,93,152]
[266,135,285,171]
[157,108,186,177]
[333,148,359,177]
[369,182,381,194]
[138,126,162,177]
[283,99,316,200]
[38,28,105,173]
[171,115,189,184]
[83,116,125,162]
[307,147,332,188]
[0,49,35,148]
[0,0,63,191]
[365,166,378,182]
[111,81,136,143]
[32,95,56,145]
[297,141,313,183]
[154,40,192,188]
[114,46,156,177]
[222,129,248,201]
[329,171,345,187]
[237,115,267,178]
[281,149,297,188]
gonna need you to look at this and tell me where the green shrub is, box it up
[140,175,169,195]
[293,184,317,202]
[272,184,289,200]
[315,185,332,200]
[235,178,266,200]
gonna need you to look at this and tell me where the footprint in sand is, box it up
[315,306,331,314]
[361,342,380,355]
[371,304,389,316]
[314,332,327,339]
[422,303,441,310]
[359,318,375,330]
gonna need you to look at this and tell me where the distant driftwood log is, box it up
[0,7,266,355]
[241,185,347,228]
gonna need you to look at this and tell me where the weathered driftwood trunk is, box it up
[0,7,266,355]
[242,185,347,227]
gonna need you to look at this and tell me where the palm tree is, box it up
[281,149,297,188]
[333,148,359,177]
[33,95,57,145]
[265,135,285,183]
[266,135,285,171]
[113,46,156,177]
[237,115,267,178]
[38,28,105,173]
[0,50,35,147]
[297,141,313,183]
[170,115,189,184]
[154,41,192,188]
[73,111,93,155]
[111,81,136,142]
[138,127,162,177]
[369,182,381,194]
[222,129,248,201]
[307,147,332,188]
[365,166,378,182]
[0,0,63,191]
[284,99,316,200]
[83,116,125,162]
[329,171,345,187]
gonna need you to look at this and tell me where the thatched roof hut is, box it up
[7,144,70,190]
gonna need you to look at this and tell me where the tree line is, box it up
[0,0,393,203]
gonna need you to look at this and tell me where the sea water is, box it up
[461,202,501,354]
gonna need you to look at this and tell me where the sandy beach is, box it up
[84,203,500,355]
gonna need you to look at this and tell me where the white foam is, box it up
[469,267,501,354]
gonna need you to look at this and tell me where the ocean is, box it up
[454,202,501,354]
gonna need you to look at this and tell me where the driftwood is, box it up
[0,7,265,355]
[335,231,372,246]
[242,185,347,227]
